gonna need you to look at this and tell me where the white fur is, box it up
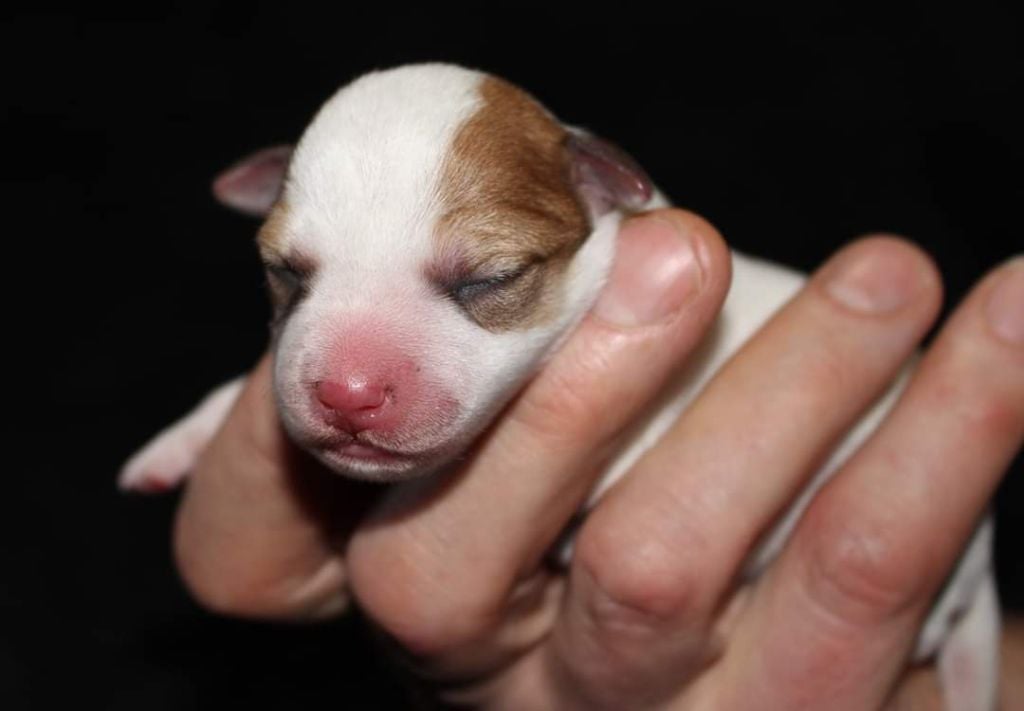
[122,64,998,708]
[267,65,621,478]
[118,377,243,491]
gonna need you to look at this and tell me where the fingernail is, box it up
[824,242,926,313]
[985,257,1024,345]
[593,215,703,327]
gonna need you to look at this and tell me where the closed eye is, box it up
[264,258,313,322]
[267,262,303,291]
[449,263,533,305]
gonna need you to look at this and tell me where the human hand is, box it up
[174,209,1023,708]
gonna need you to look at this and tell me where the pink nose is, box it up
[315,377,392,433]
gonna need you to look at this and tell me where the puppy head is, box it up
[214,63,654,481]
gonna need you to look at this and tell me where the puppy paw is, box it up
[118,377,245,494]
[118,427,204,492]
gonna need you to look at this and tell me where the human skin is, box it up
[174,209,1024,709]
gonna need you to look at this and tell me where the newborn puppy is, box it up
[120,63,997,709]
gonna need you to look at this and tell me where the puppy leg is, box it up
[118,377,244,493]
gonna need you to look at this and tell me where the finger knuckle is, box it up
[575,519,709,627]
[346,539,499,657]
[931,369,1024,443]
[796,340,860,398]
[799,510,925,627]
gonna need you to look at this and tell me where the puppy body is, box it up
[122,64,998,708]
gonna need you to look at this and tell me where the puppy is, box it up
[120,63,998,708]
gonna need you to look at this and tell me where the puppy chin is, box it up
[310,443,455,483]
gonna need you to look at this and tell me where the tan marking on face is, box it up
[436,76,590,332]
[257,198,291,255]
[256,199,317,319]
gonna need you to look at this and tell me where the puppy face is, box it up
[215,64,653,481]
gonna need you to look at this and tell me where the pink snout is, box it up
[301,325,461,468]
[309,329,432,439]
[315,375,396,433]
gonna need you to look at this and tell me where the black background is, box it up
[6,3,1022,709]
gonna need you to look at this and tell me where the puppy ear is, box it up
[566,130,653,217]
[211,145,293,217]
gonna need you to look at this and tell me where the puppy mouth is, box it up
[275,385,465,481]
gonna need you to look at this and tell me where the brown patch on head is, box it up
[435,76,590,332]
[257,198,291,255]
[256,199,319,324]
